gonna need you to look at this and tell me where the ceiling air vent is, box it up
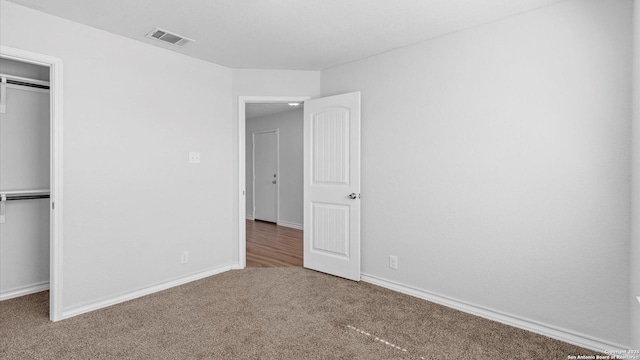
[145,28,194,46]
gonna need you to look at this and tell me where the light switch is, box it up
[189,152,201,164]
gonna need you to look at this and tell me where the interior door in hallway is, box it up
[303,92,361,281]
[253,130,278,223]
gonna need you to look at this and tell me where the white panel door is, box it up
[304,92,360,281]
[253,130,278,223]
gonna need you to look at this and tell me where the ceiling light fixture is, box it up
[288,102,300,106]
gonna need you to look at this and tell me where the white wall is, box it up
[632,0,640,350]
[232,69,320,259]
[246,108,303,227]
[0,1,235,312]
[321,0,632,347]
[233,69,321,100]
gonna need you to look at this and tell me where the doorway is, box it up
[238,93,361,278]
[0,46,63,321]
[244,100,305,267]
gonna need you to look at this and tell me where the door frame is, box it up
[238,96,309,269]
[0,45,64,321]
[251,128,280,222]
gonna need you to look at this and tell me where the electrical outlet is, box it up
[181,251,189,264]
[389,255,398,270]
[188,152,201,164]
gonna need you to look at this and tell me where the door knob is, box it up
[349,193,357,199]
[272,180,277,184]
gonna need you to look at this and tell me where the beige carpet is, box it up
[1,268,599,359]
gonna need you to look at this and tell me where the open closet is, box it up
[0,57,51,301]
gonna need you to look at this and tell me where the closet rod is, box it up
[2,194,50,201]
[0,73,50,89]
[0,191,50,224]
[0,190,50,201]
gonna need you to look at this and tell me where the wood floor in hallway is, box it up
[246,220,303,267]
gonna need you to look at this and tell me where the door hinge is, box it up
[52,202,55,210]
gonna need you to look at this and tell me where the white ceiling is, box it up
[246,103,303,121]
[6,0,566,70]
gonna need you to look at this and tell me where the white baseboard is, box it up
[246,215,255,220]
[62,265,233,320]
[0,281,50,301]
[361,273,629,354]
[277,220,303,230]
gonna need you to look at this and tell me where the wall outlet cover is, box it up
[389,255,398,270]
[189,152,201,163]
